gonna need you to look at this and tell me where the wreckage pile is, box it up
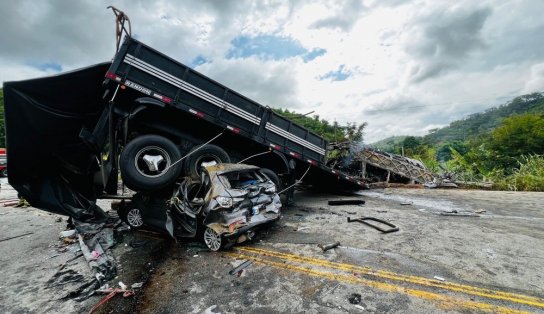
[326,142,456,188]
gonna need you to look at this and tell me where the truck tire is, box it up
[120,135,182,192]
[261,168,281,189]
[184,144,230,178]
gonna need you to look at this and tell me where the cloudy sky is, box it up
[1,0,543,142]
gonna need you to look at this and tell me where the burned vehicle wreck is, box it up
[118,163,281,251]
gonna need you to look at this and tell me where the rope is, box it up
[166,130,224,170]
[278,162,312,195]
[236,150,272,164]
[107,6,132,51]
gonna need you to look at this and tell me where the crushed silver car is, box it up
[118,163,282,251]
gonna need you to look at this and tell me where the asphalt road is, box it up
[1,182,543,313]
[135,188,544,313]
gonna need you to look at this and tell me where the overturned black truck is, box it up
[3,36,365,248]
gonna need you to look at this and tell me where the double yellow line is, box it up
[226,246,543,313]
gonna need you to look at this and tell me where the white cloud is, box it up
[523,63,544,94]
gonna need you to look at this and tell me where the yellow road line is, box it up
[236,246,544,309]
[226,252,528,314]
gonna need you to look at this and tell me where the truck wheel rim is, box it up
[127,208,144,227]
[194,154,220,176]
[134,146,171,178]
[204,227,222,251]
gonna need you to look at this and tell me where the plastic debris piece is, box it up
[318,241,341,252]
[229,260,253,276]
[91,250,101,260]
[434,276,445,281]
[354,304,365,311]
[118,282,127,290]
[348,293,362,304]
[59,230,76,239]
[204,305,221,314]
[131,282,144,289]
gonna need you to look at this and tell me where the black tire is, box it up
[120,135,182,192]
[183,144,230,178]
[261,168,281,189]
[0,168,7,177]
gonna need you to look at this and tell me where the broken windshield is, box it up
[220,170,266,189]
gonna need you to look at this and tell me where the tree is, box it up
[402,136,421,155]
[488,113,544,170]
[272,108,368,144]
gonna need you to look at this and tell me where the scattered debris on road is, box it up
[318,241,341,252]
[354,304,366,311]
[229,260,253,276]
[439,211,480,217]
[433,276,446,281]
[89,282,136,314]
[347,217,399,233]
[328,199,366,206]
[59,230,76,239]
[348,292,362,304]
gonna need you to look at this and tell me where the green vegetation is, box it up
[272,108,367,143]
[374,92,544,191]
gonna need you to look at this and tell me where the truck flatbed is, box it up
[106,37,365,190]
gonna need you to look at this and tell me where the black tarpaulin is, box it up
[3,62,111,221]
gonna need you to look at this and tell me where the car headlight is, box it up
[216,196,233,208]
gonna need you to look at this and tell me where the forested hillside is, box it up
[425,93,544,145]
[373,92,544,148]
[371,92,544,191]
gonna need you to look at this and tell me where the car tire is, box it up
[0,168,7,177]
[261,168,281,189]
[120,135,182,192]
[183,144,230,178]
[203,227,223,251]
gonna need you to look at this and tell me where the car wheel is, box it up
[0,168,7,177]
[123,208,144,229]
[261,168,281,189]
[184,144,230,178]
[203,227,223,251]
[120,135,182,192]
